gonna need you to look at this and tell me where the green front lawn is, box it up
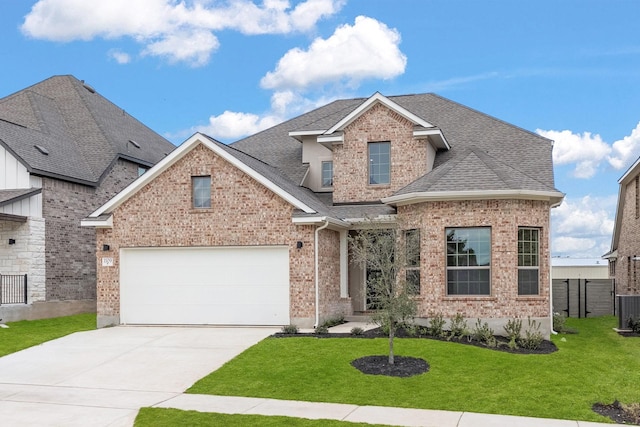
[0,313,96,357]
[188,316,640,423]
[135,408,391,427]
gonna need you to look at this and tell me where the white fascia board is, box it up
[325,92,434,135]
[292,216,350,229]
[618,156,640,184]
[412,128,451,150]
[317,133,344,144]
[381,190,566,207]
[288,130,326,141]
[80,215,113,228]
[89,133,316,218]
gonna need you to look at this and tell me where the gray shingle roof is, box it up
[0,75,175,186]
[231,93,559,197]
[0,188,41,207]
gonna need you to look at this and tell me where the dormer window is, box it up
[321,161,333,187]
[369,142,390,185]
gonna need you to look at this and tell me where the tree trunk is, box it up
[388,322,395,365]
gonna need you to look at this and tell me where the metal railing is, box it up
[0,274,28,305]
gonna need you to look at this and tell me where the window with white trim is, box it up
[368,142,390,185]
[321,161,333,187]
[192,176,211,208]
[446,227,491,295]
[518,228,539,295]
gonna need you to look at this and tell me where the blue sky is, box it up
[1,0,639,258]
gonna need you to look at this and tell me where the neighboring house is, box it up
[551,258,613,318]
[0,75,175,321]
[83,92,563,336]
[604,156,640,323]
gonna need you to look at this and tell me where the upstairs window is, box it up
[321,161,333,187]
[369,142,390,185]
[192,176,211,208]
[446,227,491,295]
[518,228,539,295]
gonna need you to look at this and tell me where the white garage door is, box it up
[120,246,290,325]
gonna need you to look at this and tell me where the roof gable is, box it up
[0,75,175,186]
[85,133,318,221]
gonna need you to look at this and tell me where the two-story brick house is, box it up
[0,75,175,321]
[83,92,563,335]
[604,156,640,299]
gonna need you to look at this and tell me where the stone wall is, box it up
[0,217,45,303]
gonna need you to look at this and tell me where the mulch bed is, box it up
[351,355,429,377]
[593,401,640,425]
[617,330,640,338]
[273,327,558,355]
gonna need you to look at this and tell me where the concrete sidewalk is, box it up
[155,394,614,427]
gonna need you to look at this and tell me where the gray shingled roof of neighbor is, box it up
[231,92,561,200]
[0,75,176,186]
[0,188,42,207]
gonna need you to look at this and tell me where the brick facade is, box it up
[332,103,429,203]
[318,229,351,322]
[95,144,320,327]
[398,199,551,333]
[615,175,640,294]
[43,159,143,301]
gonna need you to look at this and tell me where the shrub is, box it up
[321,316,345,329]
[428,312,446,337]
[350,326,364,336]
[472,319,497,347]
[628,317,640,333]
[519,317,544,350]
[504,318,522,349]
[315,325,329,335]
[553,312,567,332]
[281,324,299,334]
[448,313,468,340]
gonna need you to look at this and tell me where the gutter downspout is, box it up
[314,219,330,328]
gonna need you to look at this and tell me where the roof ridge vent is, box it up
[34,144,49,155]
[129,139,141,149]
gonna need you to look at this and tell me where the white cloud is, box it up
[551,196,616,257]
[21,0,344,66]
[536,129,611,179]
[108,49,131,64]
[608,121,640,170]
[261,16,406,90]
[194,110,282,140]
[142,30,219,66]
[552,236,596,254]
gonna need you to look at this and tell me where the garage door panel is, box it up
[120,246,290,325]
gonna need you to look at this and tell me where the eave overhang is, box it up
[292,215,350,230]
[381,190,565,207]
[80,214,113,228]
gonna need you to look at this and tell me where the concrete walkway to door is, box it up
[0,326,279,426]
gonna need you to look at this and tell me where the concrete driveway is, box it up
[0,326,278,426]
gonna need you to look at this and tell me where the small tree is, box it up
[349,225,418,364]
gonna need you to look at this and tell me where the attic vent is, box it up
[82,82,96,93]
[34,145,49,155]
[129,139,141,149]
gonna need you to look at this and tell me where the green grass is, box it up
[135,408,391,427]
[0,313,96,357]
[188,316,640,423]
